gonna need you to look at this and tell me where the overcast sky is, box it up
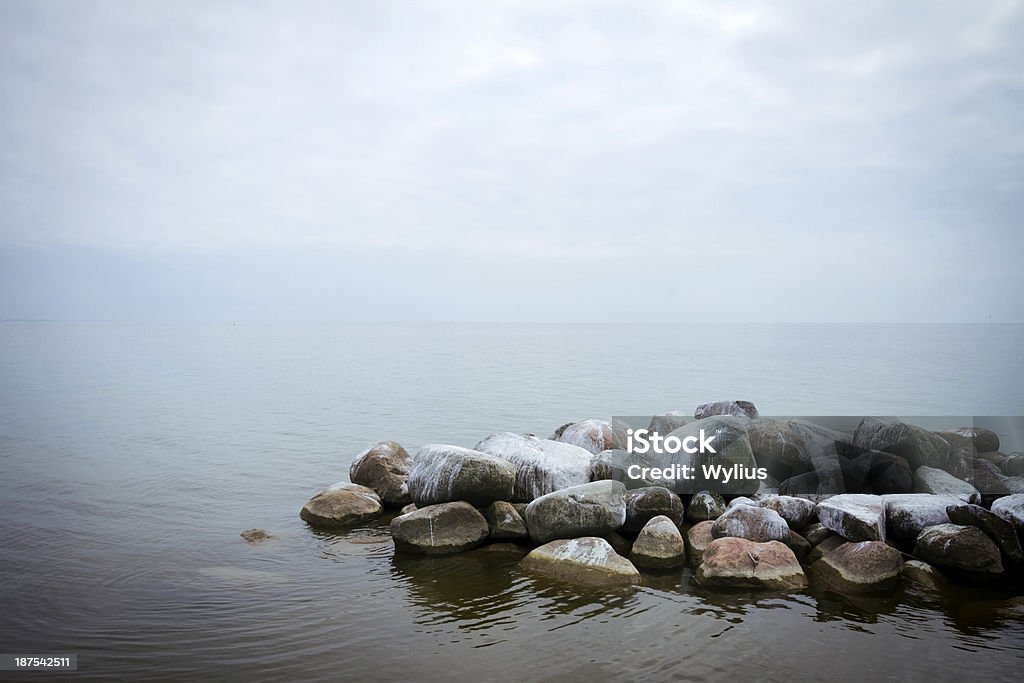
[1,0,1022,321]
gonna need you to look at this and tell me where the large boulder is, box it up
[695,537,806,590]
[630,515,686,568]
[622,486,685,534]
[816,494,885,541]
[991,494,1024,534]
[882,494,959,541]
[520,537,640,586]
[711,503,790,543]
[648,412,690,435]
[757,496,816,530]
[1002,454,1024,477]
[589,449,658,489]
[686,490,726,523]
[300,482,383,528]
[747,418,809,479]
[551,419,626,454]
[914,524,1004,577]
[407,445,516,507]
[854,417,962,474]
[525,480,627,544]
[349,440,412,507]
[482,501,529,540]
[390,502,489,554]
[474,432,593,501]
[935,427,1000,455]
[912,466,980,503]
[810,541,903,592]
[694,400,759,420]
[946,503,1024,571]
[687,521,715,566]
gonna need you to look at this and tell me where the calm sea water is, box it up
[1,322,1023,681]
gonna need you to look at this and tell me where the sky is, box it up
[0,0,1022,322]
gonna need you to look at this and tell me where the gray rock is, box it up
[747,418,809,478]
[788,419,855,462]
[482,501,529,540]
[686,490,726,523]
[604,530,634,557]
[991,494,1024,534]
[349,440,412,507]
[810,541,903,592]
[1002,454,1024,477]
[687,520,715,566]
[965,459,1011,507]
[757,495,817,530]
[803,522,832,546]
[912,466,980,503]
[300,482,383,528]
[589,449,658,489]
[399,503,417,515]
[785,530,812,561]
[475,432,593,501]
[695,537,807,590]
[935,427,1000,455]
[807,534,845,564]
[622,486,685,534]
[647,411,690,435]
[854,417,962,474]
[694,400,759,420]
[525,480,627,544]
[630,515,686,568]
[551,419,626,454]
[882,494,960,540]
[240,528,272,543]
[817,494,886,541]
[728,496,756,509]
[902,559,947,590]
[653,417,760,495]
[521,537,640,586]
[407,444,516,507]
[946,502,1024,571]
[914,523,1004,577]
[390,501,489,554]
[711,503,790,543]
[1002,477,1024,495]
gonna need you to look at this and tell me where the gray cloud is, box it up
[1,0,1022,320]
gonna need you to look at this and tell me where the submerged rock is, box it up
[694,400,759,420]
[482,501,529,540]
[551,419,626,454]
[711,503,790,543]
[947,503,1024,571]
[475,432,593,501]
[240,528,272,543]
[406,444,516,507]
[912,466,980,503]
[817,494,885,542]
[390,502,489,555]
[695,537,806,590]
[349,440,412,507]
[521,537,640,586]
[882,494,959,541]
[810,541,903,593]
[686,490,727,523]
[630,515,686,569]
[300,482,383,528]
[913,524,1004,577]
[622,486,685,534]
[757,495,816,530]
[687,521,716,566]
[525,480,627,544]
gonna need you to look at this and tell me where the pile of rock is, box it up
[294,405,1024,595]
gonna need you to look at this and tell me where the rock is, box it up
[778,466,845,499]
[349,440,412,507]
[991,494,1024,534]
[694,400,759,420]
[935,427,1000,454]
[390,502,489,554]
[400,503,417,515]
[650,417,760,495]
[622,486,685,534]
[521,537,640,586]
[965,459,1011,507]
[711,504,790,543]
[525,480,627,544]
[686,490,726,523]
[785,530,812,561]
[728,496,756,509]
[551,419,626,454]
[856,451,914,495]
[947,503,1024,570]
[747,418,809,479]
[1002,477,1024,495]
[1002,454,1024,477]
[648,412,690,435]
[240,528,272,543]
[604,530,634,557]
[882,494,960,541]
[817,494,886,541]
[589,450,659,489]
[914,524,1004,577]
[687,521,715,565]
[407,444,516,507]
[902,559,947,590]
[788,419,855,462]
[757,496,817,530]
[803,522,832,546]
[482,501,528,540]
[300,482,383,528]
[854,417,961,474]
[475,432,594,501]
[807,534,845,564]
[512,502,529,519]
[979,450,1009,469]
[695,537,806,590]
[474,542,530,556]
[630,515,686,568]
[810,541,903,592]
[912,466,980,503]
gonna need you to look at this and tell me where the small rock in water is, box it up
[809,541,903,593]
[695,537,806,590]
[390,501,489,555]
[521,537,640,587]
[300,482,383,528]
[630,515,686,569]
[711,503,790,543]
[686,490,726,523]
[240,528,272,543]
